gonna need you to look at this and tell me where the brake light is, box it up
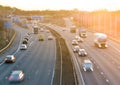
[9,76,13,80]
[17,77,21,80]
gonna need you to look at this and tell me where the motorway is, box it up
[0,24,56,85]
[1,19,120,85]
[45,18,120,85]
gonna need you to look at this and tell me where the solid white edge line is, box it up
[13,31,22,55]
[58,40,63,85]
[0,61,4,66]
[51,38,56,85]
[65,41,85,85]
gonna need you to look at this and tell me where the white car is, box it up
[83,60,93,71]
[78,49,87,56]
[73,46,80,52]
[20,44,27,50]
[46,30,50,33]
[48,35,53,40]
[75,35,83,42]
[72,40,78,45]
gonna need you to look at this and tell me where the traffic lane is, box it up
[50,25,114,85]
[108,40,120,53]
[76,55,110,85]
[62,19,120,84]
[0,33,37,79]
[0,30,21,63]
[16,38,56,85]
[85,32,120,69]
[0,24,31,59]
[58,27,120,71]
[69,42,109,85]
[81,32,120,85]
[0,31,38,83]
[49,25,109,85]
[0,28,38,70]
[0,36,56,85]
[81,41,118,85]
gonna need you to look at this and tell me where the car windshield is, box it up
[6,57,11,59]
[21,45,25,47]
[85,63,92,68]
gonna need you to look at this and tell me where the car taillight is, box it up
[9,76,13,80]
[17,77,20,80]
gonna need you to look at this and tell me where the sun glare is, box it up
[0,0,120,11]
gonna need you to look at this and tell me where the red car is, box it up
[8,70,24,82]
[4,55,15,63]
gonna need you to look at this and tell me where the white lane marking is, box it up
[51,39,56,85]
[29,41,33,47]
[101,72,104,75]
[58,40,63,85]
[106,79,110,83]
[97,66,99,69]
[13,32,22,55]
[0,61,5,66]
[109,43,120,53]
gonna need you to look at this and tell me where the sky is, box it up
[0,0,120,11]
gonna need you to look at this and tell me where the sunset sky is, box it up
[0,0,120,11]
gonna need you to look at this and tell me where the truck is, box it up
[94,33,108,48]
[70,26,76,33]
[79,28,87,38]
[33,26,38,34]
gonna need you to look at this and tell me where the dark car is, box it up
[4,55,15,63]
[8,70,24,82]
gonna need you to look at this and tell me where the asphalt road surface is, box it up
[0,24,56,85]
[46,20,120,85]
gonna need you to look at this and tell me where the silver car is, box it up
[83,60,93,71]
[78,49,87,56]
[73,46,80,52]
[72,40,78,45]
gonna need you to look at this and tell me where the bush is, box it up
[0,19,4,30]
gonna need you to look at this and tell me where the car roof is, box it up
[6,55,13,58]
[72,40,77,41]
[84,60,92,63]
[80,49,85,51]
[12,70,23,74]
[21,44,27,46]
[74,46,79,48]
